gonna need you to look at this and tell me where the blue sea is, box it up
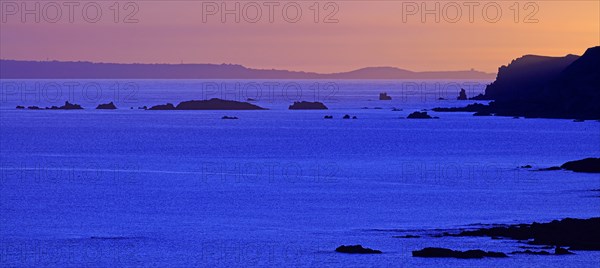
[1,80,599,267]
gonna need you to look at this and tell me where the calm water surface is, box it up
[1,80,599,267]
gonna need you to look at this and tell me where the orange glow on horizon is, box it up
[0,1,598,74]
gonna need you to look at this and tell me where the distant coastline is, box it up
[0,60,495,80]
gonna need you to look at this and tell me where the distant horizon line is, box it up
[0,58,496,75]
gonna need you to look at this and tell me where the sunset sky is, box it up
[1,1,598,73]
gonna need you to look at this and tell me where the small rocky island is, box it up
[52,101,83,110]
[335,245,382,254]
[96,102,117,109]
[379,92,392,100]
[288,101,328,110]
[18,101,85,110]
[46,101,84,110]
[148,98,266,110]
[407,111,436,119]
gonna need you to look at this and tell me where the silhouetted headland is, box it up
[560,158,600,173]
[523,158,600,173]
[434,46,600,119]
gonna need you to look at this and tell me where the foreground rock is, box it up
[449,218,600,250]
[407,111,433,119]
[560,158,600,173]
[335,245,382,254]
[96,102,117,109]
[412,247,507,259]
[288,101,328,110]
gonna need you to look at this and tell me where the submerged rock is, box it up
[221,116,238,120]
[16,105,25,109]
[473,111,492,116]
[393,235,421,239]
[96,102,117,109]
[324,115,333,119]
[538,166,561,171]
[412,247,507,259]
[335,245,382,254]
[555,246,575,255]
[511,250,551,255]
[288,101,327,110]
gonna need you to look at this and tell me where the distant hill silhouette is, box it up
[437,46,600,119]
[0,60,495,79]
